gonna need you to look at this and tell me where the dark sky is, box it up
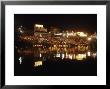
[14,14,97,33]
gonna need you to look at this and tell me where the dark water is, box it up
[14,47,97,76]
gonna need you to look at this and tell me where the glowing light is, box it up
[67,33,74,36]
[54,45,56,47]
[34,61,42,67]
[55,33,62,35]
[56,53,60,57]
[18,27,21,30]
[75,54,86,60]
[62,53,65,59]
[35,24,43,28]
[87,37,91,41]
[66,53,68,58]
[92,53,97,58]
[40,53,42,57]
[68,54,73,60]
[76,32,87,37]
[20,30,23,33]
[18,57,22,64]
[87,51,91,56]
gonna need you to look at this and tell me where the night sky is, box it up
[14,14,97,34]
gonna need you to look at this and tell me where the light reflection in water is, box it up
[68,54,73,60]
[34,61,43,67]
[56,53,60,57]
[87,51,91,56]
[18,57,23,64]
[18,47,97,65]
[56,53,87,60]
[54,52,96,60]
[62,54,65,59]
[92,53,97,58]
[75,54,86,60]
[40,53,42,57]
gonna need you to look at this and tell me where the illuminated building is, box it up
[76,32,87,37]
[34,24,47,36]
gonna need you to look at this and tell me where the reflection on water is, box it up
[16,43,97,69]
[54,52,96,61]
[15,46,97,76]
[75,54,86,60]
[17,48,97,67]
[34,61,43,67]
[18,57,23,64]
[40,53,42,57]
[87,51,91,56]
[92,53,97,58]
[32,51,97,68]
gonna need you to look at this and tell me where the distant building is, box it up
[76,32,87,37]
[34,24,47,36]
